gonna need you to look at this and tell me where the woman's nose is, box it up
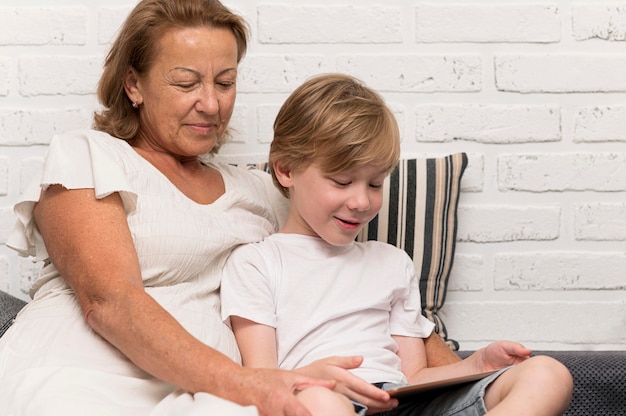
[197,87,219,114]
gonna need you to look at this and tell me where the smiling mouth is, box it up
[336,217,362,229]
[189,122,216,127]
[187,123,217,134]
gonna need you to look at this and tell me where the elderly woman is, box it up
[0,0,493,415]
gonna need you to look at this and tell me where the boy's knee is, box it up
[485,356,574,414]
[523,355,574,395]
[530,356,572,381]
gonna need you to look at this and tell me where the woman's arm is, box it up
[423,331,462,367]
[34,185,329,416]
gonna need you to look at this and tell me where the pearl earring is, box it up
[132,101,138,109]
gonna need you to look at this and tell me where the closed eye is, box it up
[215,77,237,92]
[332,179,350,186]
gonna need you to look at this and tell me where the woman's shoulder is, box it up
[48,128,129,153]
[41,128,139,206]
[204,156,268,183]
[203,155,288,223]
[46,129,140,176]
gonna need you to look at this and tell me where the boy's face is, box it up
[278,162,387,246]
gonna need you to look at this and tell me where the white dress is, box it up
[0,129,287,415]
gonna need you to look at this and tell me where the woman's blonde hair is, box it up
[93,0,249,150]
[270,73,401,197]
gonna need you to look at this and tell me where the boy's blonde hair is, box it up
[270,73,401,197]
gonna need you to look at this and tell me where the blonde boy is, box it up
[222,73,572,415]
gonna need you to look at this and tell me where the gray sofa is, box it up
[1,289,625,415]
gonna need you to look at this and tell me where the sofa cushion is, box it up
[458,349,626,416]
[0,290,27,338]
[356,154,468,350]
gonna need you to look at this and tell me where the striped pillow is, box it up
[356,153,468,350]
[247,153,467,349]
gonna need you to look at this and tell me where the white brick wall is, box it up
[0,0,624,351]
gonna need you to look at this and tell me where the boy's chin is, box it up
[321,232,361,247]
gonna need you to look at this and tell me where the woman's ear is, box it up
[123,68,143,106]
[272,160,294,188]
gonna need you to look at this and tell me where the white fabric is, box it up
[221,233,435,384]
[152,390,258,416]
[0,129,288,415]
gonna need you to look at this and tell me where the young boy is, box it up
[221,73,573,415]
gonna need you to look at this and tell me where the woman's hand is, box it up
[471,340,532,372]
[296,356,398,414]
[222,366,336,416]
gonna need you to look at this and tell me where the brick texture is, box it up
[0,0,624,351]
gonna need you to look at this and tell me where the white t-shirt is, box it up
[221,233,435,384]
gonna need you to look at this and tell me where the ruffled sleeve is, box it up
[6,129,138,260]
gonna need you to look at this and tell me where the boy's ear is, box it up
[123,68,143,105]
[272,160,294,188]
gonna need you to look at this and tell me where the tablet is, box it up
[384,370,499,399]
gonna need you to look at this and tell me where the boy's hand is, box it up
[475,340,532,371]
[296,356,398,414]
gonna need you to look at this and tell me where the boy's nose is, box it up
[347,188,371,211]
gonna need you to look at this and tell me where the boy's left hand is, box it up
[296,356,398,414]
[474,340,532,372]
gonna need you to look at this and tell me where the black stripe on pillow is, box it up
[404,159,417,258]
[386,163,400,244]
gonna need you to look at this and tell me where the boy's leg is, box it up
[376,369,508,416]
[483,355,573,415]
[373,356,572,416]
[296,386,357,416]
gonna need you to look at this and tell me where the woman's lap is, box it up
[152,390,258,416]
[0,364,257,416]
[0,296,255,415]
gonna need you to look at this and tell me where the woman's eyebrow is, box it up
[171,67,201,76]
[170,67,237,77]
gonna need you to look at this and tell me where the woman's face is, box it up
[126,26,239,158]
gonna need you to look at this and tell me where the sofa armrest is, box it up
[0,290,27,338]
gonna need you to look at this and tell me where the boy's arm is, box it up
[396,335,532,385]
[395,334,476,384]
[393,334,429,382]
[230,316,279,368]
[424,331,461,366]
